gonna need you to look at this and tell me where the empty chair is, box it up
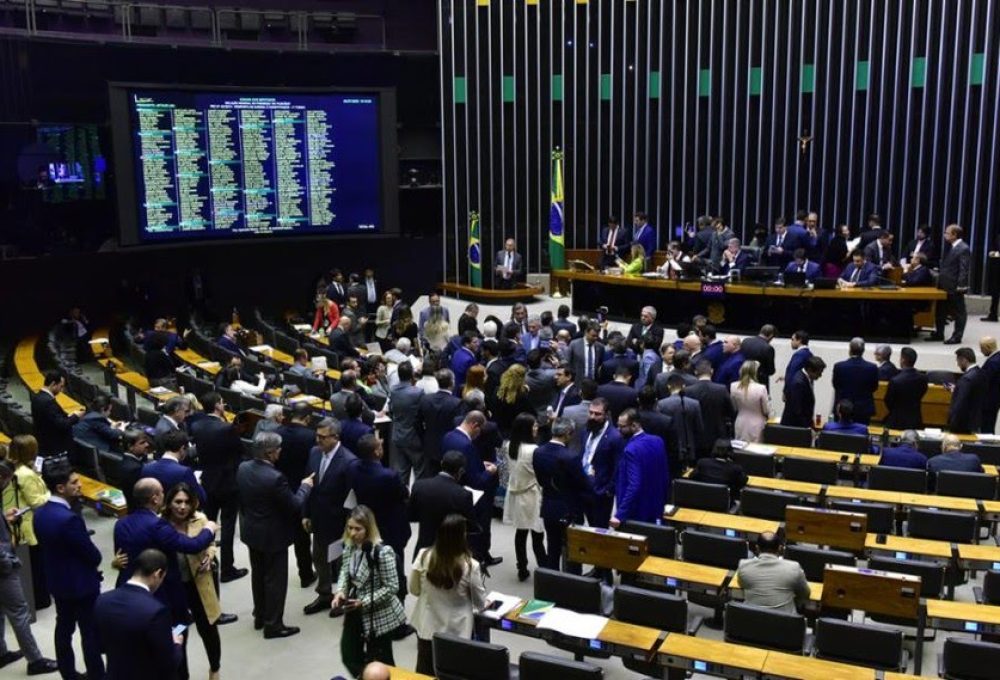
[814,618,905,670]
[187,376,215,398]
[518,652,602,680]
[867,556,945,598]
[740,488,806,521]
[816,431,870,455]
[783,544,855,582]
[917,438,943,458]
[723,602,806,652]
[762,424,813,447]
[672,478,730,512]
[732,450,777,477]
[829,500,895,535]
[432,633,512,680]
[936,470,998,500]
[869,465,927,493]
[613,586,687,677]
[940,637,1000,680]
[682,530,748,570]
[620,520,676,558]
[907,507,977,544]
[71,438,102,481]
[781,456,838,485]
[136,406,160,428]
[961,443,1000,466]
[975,570,1000,605]
[241,394,266,412]
[533,569,609,660]
[303,375,330,399]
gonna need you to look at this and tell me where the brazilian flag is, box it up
[468,211,482,287]
[549,150,565,269]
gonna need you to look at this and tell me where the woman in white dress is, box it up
[730,359,770,443]
[502,412,546,582]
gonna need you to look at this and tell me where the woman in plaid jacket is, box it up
[333,505,407,677]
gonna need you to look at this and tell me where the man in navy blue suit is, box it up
[142,429,206,506]
[33,461,105,680]
[980,337,1000,434]
[783,248,821,282]
[718,238,751,276]
[611,409,669,525]
[838,250,879,288]
[713,335,746,387]
[216,324,246,357]
[832,337,879,425]
[449,332,480,392]
[595,364,639,420]
[534,418,593,572]
[780,356,826,428]
[350,434,411,601]
[339,393,375,453]
[631,211,656,261]
[579,398,623,530]
[783,331,813,397]
[94,549,182,680]
[599,215,631,268]
[879,430,928,470]
[441,411,499,565]
[763,219,797,268]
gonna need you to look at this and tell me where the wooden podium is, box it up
[565,525,649,572]
[784,506,868,552]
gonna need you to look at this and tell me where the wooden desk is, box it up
[596,619,663,653]
[785,506,868,551]
[78,475,127,518]
[636,556,730,593]
[957,543,1000,570]
[869,426,978,442]
[438,280,545,302]
[174,348,221,376]
[864,533,953,560]
[873,381,951,428]
[565,526,649,572]
[925,598,1000,634]
[385,667,434,680]
[761,650,874,680]
[824,486,901,504]
[658,634,768,677]
[0,432,10,445]
[664,508,778,538]
[746,476,822,496]
[897,491,979,513]
[821,565,922,620]
[983,500,1000,521]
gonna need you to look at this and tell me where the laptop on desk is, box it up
[783,271,808,288]
[813,277,838,290]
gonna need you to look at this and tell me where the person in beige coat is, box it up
[502,413,546,581]
[409,514,488,675]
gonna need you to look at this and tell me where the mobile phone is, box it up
[171,624,188,637]
[486,600,504,611]
[876,533,887,545]
[12,507,30,519]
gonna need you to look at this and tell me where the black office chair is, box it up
[869,465,928,493]
[620,520,676,558]
[613,586,690,677]
[974,570,1000,605]
[303,375,330,399]
[188,375,215,398]
[432,633,513,680]
[109,397,132,423]
[732,450,777,477]
[723,602,807,653]
[533,569,610,661]
[241,394,267,412]
[940,637,1000,680]
[907,507,978,544]
[936,470,998,500]
[136,406,160,428]
[282,372,307,392]
[97,449,124,487]
[762,424,813,447]
[739,488,806,521]
[783,545,855,582]
[814,618,906,670]
[816,431,870,454]
[927,370,958,385]
[829,500,895,535]
[961,443,1000,466]
[867,556,945,598]
[917,438,943,457]
[672,478,730,512]
[781,456,839,484]
[518,652,601,680]
[681,530,748,570]
[71,438,102,481]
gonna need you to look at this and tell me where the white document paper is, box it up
[744,443,777,455]
[249,344,273,353]
[535,607,608,639]
[148,386,170,395]
[327,539,344,563]
[292,324,312,333]
[464,486,485,506]
[977,433,1000,442]
[311,356,328,371]
[480,591,523,620]
[343,489,358,510]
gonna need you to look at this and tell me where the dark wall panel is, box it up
[441,0,1000,290]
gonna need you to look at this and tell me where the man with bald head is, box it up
[735,531,810,614]
[713,336,745,386]
[981,337,1000,434]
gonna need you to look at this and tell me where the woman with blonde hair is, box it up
[374,290,395,350]
[1,434,50,609]
[409,514,487,674]
[422,305,451,353]
[730,360,770,442]
[618,243,647,277]
[488,364,534,437]
[334,505,406,677]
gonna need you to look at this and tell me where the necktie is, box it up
[505,253,512,278]
[582,432,599,475]
[777,235,783,248]
[319,453,332,482]
[367,281,376,303]
[607,228,616,249]
[555,389,567,415]
[851,267,860,283]
[585,343,594,378]
[800,265,805,273]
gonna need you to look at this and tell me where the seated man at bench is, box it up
[736,531,810,614]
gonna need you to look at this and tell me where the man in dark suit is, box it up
[417,369,462,478]
[713,335,746,386]
[636,386,674,454]
[875,344,900,380]
[237,432,313,638]
[325,269,347,307]
[494,238,523,289]
[188,391,247,583]
[631,212,656,260]
[832,338,879,425]
[329,370,375,425]
[450,332,480,392]
[119,430,153,511]
[902,252,934,286]
[350,434,411,600]
[653,350,698,397]
[274,402,318,587]
[339,393,375,453]
[698,325,725,371]
[879,430,928,470]
[302,418,357,617]
[685,361,736,458]
[599,216,631,268]
[72,394,123,452]
[718,237,751,275]
[927,434,984,489]
[32,461,104,680]
[598,338,639,386]
[625,306,664,354]
[408,451,477,558]
[948,347,988,433]
[388,361,425,482]
[30,369,80,456]
[838,250,879,288]
[152,396,189,450]
[740,325,776,392]
[596,365,639,420]
[551,364,582,417]
[144,333,178,389]
[142,429,206,506]
[883,347,929,430]
[534,418,594,572]
[863,230,896,271]
[931,224,972,344]
[980,337,1000,434]
[763,220,796,268]
[691,215,715,259]
[780,356,826,428]
[783,331,813,397]
[578,398,623,530]
[216,324,246,358]
[566,322,604,382]
[441,412,499,565]
[657,373,704,470]
[611,409,670,525]
[783,248,822,282]
[858,214,884,249]
[903,225,936,267]
[328,317,361,358]
[94,549,182,680]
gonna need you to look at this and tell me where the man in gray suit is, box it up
[562,378,597,444]
[932,224,971,344]
[494,238,523,289]
[328,371,375,425]
[388,361,425,483]
[566,322,604,382]
[735,532,810,614]
[153,396,189,452]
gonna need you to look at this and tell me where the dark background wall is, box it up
[0,30,442,337]
[440,0,1000,290]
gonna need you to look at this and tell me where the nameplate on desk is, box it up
[700,281,726,299]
